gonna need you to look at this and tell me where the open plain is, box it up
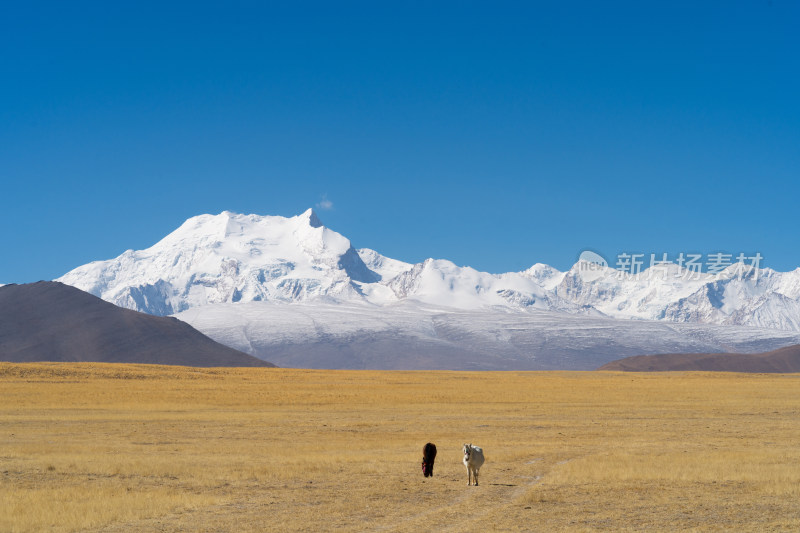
[1,363,799,532]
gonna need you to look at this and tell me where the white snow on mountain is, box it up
[57,209,574,315]
[659,268,800,330]
[520,263,565,291]
[58,209,379,314]
[356,248,412,281]
[386,258,556,310]
[55,207,800,369]
[58,209,800,333]
[553,262,714,320]
[174,299,800,370]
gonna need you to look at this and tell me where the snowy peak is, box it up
[521,263,564,290]
[549,258,800,329]
[356,248,413,282]
[387,258,553,310]
[300,208,323,228]
[58,209,379,315]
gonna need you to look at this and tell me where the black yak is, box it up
[422,442,437,477]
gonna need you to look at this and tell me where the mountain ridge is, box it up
[57,209,800,332]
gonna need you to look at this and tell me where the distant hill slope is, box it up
[0,282,275,367]
[598,345,800,373]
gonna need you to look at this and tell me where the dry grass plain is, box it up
[1,363,799,532]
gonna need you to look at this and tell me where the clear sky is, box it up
[2,1,798,283]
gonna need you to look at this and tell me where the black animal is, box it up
[421,442,437,477]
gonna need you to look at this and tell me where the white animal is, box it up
[462,443,485,486]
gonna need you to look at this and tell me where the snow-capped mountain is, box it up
[59,209,379,314]
[53,208,800,369]
[386,258,557,310]
[356,248,412,282]
[550,262,800,330]
[58,209,800,334]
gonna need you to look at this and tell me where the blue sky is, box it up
[2,1,798,283]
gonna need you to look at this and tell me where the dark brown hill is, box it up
[0,281,274,367]
[598,345,800,373]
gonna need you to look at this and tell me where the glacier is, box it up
[174,300,800,370]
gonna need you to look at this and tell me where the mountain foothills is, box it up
[599,345,800,373]
[53,209,800,369]
[0,282,273,367]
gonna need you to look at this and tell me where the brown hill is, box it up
[0,281,274,367]
[598,345,800,373]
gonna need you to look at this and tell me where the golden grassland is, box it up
[1,363,799,532]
